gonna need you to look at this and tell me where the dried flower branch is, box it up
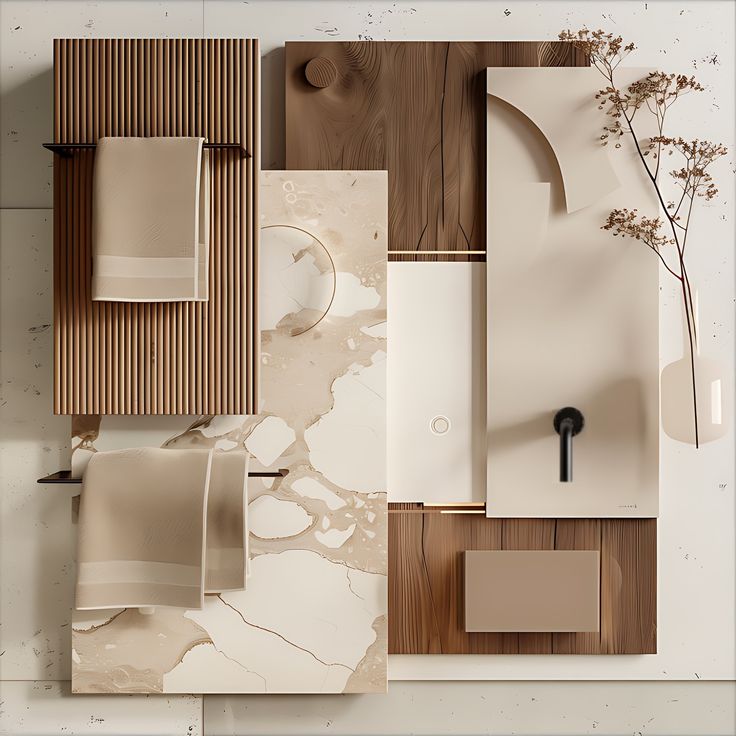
[559,27,729,447]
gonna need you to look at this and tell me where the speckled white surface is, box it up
[0,681,202,735]
[0,0,733,732]
[0,211,72,680]
[202,681,736,736]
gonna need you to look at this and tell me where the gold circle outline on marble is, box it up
[260,224,337,337]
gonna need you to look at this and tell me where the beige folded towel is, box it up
[91,136,209,302]
[76,448,250,611]
[205,450,250,593]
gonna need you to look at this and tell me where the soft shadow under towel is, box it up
[76,447,249,610]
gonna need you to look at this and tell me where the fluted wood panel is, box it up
[53,39,259,414]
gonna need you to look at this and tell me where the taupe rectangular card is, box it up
[464,550,600,633]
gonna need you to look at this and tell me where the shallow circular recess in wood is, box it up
[304,57,338,88]
[260,225,336,337]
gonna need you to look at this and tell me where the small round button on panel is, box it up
[304,57,338,88]
[430,415,451,435]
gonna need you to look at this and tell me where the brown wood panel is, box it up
[601,519,657,654]
[388,504,442,653]
[53,39,259,414]
[388,508,656,655]
[285,41,588,259]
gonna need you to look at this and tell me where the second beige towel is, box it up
[92,136,210,302]
[205,449,250,593]
[76,447,249,611]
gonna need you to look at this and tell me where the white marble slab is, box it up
[70,171,388,693]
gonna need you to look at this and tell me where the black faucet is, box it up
[553,407,585,482]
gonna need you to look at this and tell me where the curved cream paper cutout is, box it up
[487,68,620,213]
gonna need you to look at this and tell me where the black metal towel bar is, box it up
[43,142,250,159]
[38,469,288,484]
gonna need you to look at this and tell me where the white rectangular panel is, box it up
[388,262,485,504]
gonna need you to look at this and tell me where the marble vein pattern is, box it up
[70,170,388,693]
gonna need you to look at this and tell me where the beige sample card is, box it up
[71,171,388,694]
[465,550,600,633]
[486,68,659,518]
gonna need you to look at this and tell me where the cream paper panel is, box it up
[70,170,388,693]
[486,68,659,518]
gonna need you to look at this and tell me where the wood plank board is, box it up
[285,41,588,258]
[388,507,656,655]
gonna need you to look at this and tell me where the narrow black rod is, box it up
[553,407,584,484]
[37,468,288,484]
[43,142,250,159]
[559,419,574,483]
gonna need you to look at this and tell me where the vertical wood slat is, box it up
[53,38,259,415]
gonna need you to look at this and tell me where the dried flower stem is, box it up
[560,28,728,447]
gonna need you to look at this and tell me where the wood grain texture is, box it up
[304,56,338,88]
[53,39,259,414]
[285,41,588,260]
[388,508,656,655]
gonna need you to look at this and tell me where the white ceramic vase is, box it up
[661,292,729,445]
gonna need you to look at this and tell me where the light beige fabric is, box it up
[76,448,250,611]
[205,450,250,592]
[91,136,210,302]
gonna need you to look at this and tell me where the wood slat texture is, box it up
[53,39,259,414]
[388,508,656,655]
[285,41,588,260]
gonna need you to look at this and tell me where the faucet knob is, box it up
[553,407,585,436]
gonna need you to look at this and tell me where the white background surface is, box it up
[0,1,733,734]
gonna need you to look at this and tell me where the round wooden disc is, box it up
[304,57,338,88]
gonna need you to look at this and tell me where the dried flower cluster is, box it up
[559,28,729,447]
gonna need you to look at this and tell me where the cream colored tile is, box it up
[0,210,72,679]
[0,0,203,207]
[0,681,201,735]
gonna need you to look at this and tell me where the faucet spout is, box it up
[553,407,584,483]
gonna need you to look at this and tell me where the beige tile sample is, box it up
[465,550,600,633]
[486,68,659,518]
[71,171,388,693]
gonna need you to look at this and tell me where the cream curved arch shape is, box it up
[486,67,620,213]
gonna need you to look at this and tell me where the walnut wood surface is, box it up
[53,39,259,414]
[388,507,656,655]
[285,41,588,258]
